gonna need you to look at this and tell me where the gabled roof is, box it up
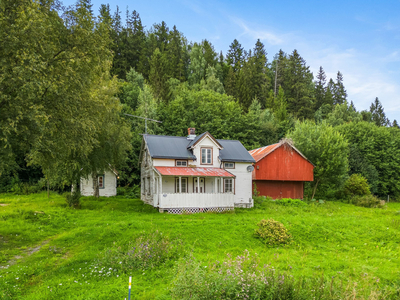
[218,140,255,163]
[249,142,315,166]
[187,131,223,149]
[143,133,255,163]
[144,134,196,160]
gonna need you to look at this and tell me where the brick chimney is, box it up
[187,127,196,140]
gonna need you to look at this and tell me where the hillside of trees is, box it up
[1,0,399,199]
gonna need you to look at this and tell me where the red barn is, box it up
[249,142,314,199]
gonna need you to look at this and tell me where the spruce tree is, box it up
[314,66,327,111]
[226,39,244,73]
[370,97,389,126]
[333,71,347,105]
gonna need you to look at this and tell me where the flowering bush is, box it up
[255,219,292,246]
[171,251,387,300]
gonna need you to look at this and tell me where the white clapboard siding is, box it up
[158,193,234,208]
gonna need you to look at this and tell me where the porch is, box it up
[156,192,234,213]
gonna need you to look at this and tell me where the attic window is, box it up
[176,160,188,167]
[201,148,212,164]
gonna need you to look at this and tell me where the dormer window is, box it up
[201,148,212,164]
[176,160,188,167]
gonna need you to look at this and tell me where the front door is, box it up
[193,177,205,193]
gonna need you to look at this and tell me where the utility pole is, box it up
[123,113,162,134]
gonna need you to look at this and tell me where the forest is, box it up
[1,0,400,200]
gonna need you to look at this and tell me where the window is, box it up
[98,175,105,189]
[224,162,235,169]
[176,160,188,167]
[175,177,187,193]
[224,178,233,193]
[201,148,212,164]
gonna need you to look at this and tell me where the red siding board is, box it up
[249,143,314,199]
[255,180,304,199]
[253,146,314,181]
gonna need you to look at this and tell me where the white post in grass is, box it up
[128,276,132,300]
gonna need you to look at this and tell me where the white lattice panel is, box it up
[159,207,234,214]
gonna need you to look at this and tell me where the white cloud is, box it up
[230,17,284,46]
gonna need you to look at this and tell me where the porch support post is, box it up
[159,176,162,206]
[197,176,200,193]
[179,176,182,193]
[215,177,218,193]
[221,177,224,193]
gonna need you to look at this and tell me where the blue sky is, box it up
[63,0,400,122]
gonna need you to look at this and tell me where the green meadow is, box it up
[1,193,399,299]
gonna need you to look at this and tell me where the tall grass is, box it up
[0,192,399,299]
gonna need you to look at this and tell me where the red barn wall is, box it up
[254,180,304,199]
[252,146,314,181]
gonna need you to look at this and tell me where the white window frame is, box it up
[176,160,188,167]
[201,148,212,165]
[224,162,235,169]
[224,178,233,193]
[175,177,188,193]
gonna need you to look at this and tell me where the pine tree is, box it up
[250,39,270,108]
[224,66,236,98]
[280,49,314,119]
[226,39,244,73]
[166,25,187,81]
[149,48,169,101]
[333,71,347,105]
[202,39,218,70]
[393,120,399,129]
[370,97,389,126]
[314,66,327,111]
[187,43,206,85]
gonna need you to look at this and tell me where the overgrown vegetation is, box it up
[255,219,292,246]
[1,193,399,299]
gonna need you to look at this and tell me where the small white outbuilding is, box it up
[80,170,118,197]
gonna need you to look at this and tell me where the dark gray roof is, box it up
[186,132,207,148]
[143,134,255,163]
[218,140,256,163]
[144,135,196,160]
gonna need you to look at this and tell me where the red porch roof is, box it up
[154,167,235,177]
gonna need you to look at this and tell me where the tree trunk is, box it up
[47,180,50,198]
[93,173,99,198]
[311,178,320,200]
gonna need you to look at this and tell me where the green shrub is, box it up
[117,185,140,198]
[255,219,291,246]
[344,174,371,197]
[351,194,385,208]
[99,231,183,272]
[276,198,307,207]
[65,190,81,208]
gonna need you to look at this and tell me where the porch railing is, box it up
[157,193,234,209]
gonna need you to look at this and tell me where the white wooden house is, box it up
[80,170,118,197]
[140,128,255,213]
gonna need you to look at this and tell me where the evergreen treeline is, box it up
[1,0,399,199]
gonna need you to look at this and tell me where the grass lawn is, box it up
[0,192,399,299]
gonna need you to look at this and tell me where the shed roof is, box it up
[249,143,314,166]
[155,166,235,177]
